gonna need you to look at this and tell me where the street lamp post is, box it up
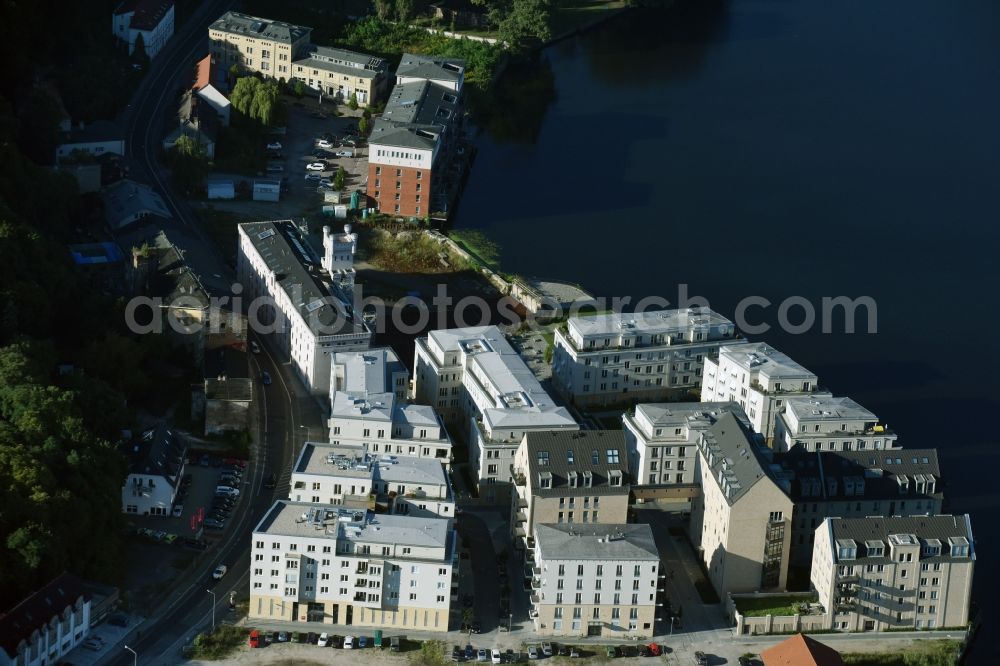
[669,616,676,636]
[206,589,217,632]
[123,645,137,666]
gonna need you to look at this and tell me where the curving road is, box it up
[99,3,328,664]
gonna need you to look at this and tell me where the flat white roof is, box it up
[717,342,816,380]
[255,501,450,548]
[785,395,876,422]
[568,307,733,339]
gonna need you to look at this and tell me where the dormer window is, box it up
[949,536,970,557]
[836,539,857,560]
[609,471,622,487]
[538,471,552,489]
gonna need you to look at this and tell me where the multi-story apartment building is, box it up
[413,326,578,503]
[250,501,457,630]
[367,54,465,217]
[701,342,824,443]
[292,46,388,106]
[530,524,659,638]
[0,573,92,666]
[291,444,455,519]
[237,220,372,394]
[209,11,311,80]
[328,347,453,464]
[690,412,795,596]
[812,514,974,632]
[768,447,944,569]
[775,395,899,453]
[622,401,748,487]
[510,431,630,552]
[121,424,186,517]
[395,53,465,91]
[552,308,742,408]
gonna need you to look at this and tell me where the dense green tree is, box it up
[169,134,209,194]
[132,32,148,65]
[358,116,370,137]
[395,0,414,22]
[334,165,346,191]
[348,92,359,111]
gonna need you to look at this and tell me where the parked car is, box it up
[359,636,367,648]
[264,473,276,489]
[261,371,272,385]
[266,141,282,150]
[304,173,322,181]
[212,565,227,580]
[605,647,616,659]
[695,652,708,666]
[477,649,489,663]
[265,164,284,173]
[203,518,225,529]
[249,630,261,648]
[465,645,475,660]
[570,647,581,658]
[335,150,354,158]
[306,161,327,171]
[558,645,568,657]
[542,643,553,657]
[215,486,240,497]
[291,632,300,643]
[318,633,330,647]
[452,645,462,661]
[470,621,482,634]
[527,646,539,660]
[317,139,334,149]
[307,632,318,644]
[250,341,261,354]
[344,635,355,649]
[491,649,502,664]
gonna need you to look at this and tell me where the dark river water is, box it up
[454,0,1000,652]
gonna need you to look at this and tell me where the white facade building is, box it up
[622,402,749,486]
[237,220,372,394]
[0,574,92,666]
[775,395,899,453]
[328,347,453,464]
[812,514,975,632]
[249,502,457,631]
[414,326,578,503]
[291,444,455,519]
[112,0,175,60]
[121,425,186,517]
[701,342,823,443]
[552,308,742,408]
[530,524,659,638]
[321,224,357,285]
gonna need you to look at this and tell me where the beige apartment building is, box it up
[690,412,795,596]
[530,524,659,638]
[209,12,312,81]
[812,514,975,632]
[292,46,388,106]
[510,430,630,553]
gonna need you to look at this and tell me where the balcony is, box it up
[517,497,528,509]
[531,577,542,590]
[515,510,527,524]
[530,593,541,604]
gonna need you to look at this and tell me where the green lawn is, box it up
[841,639,961,666]
[734,594,817,617]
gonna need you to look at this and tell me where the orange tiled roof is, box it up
[194,54,211,90]
[760,634,844,666]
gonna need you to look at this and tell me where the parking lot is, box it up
[203,102,369,227]
[122,457,247,609]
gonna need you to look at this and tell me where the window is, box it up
[606,449,620,464]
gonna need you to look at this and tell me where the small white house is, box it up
[55,121,125,164]
[113,0,175,60]
[207,179,235,200]
[252,179,281,202]
[121,424,187,516]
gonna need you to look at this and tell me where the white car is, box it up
[317,139,334,149]
[212,565,227,580]
[344,635,355,649]
[335,150,353,158]
[306,162,327,171]
[491,649,502,664]
[215,486,240,497]
[319,178,333,188]
[266,141,282,150]
[318,632,329,647]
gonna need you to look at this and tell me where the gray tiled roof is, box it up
[534,523,658,561]
[524,430,629,497]
[396,53,465,84]
[774,447,942,502]
[829,514,974,563]
[239,220,370,338]
[210,11,311,43]
[699,411,772,505]
[294,45,387,79]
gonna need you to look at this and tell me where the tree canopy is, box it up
[229,76,283,127]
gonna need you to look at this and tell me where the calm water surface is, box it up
[455,0,1000,648]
